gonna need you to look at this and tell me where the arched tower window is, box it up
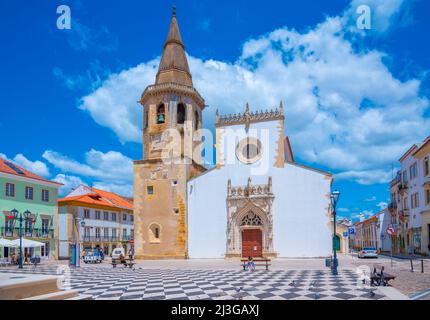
[177,103,186,124]
[149,223,161,243]
[194,110,199,130]
[157,103,166,124]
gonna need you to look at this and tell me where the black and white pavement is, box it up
[0,266,389,300]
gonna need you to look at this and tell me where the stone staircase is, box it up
[0,273,91,300]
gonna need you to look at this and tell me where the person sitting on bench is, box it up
[119,253,127,266]
[246,256,256,271]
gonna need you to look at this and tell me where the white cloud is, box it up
[79,60,157,143]
[42,149,133,184]
[76,0,429,185]
[0,153,50,177]
[364,196,377,202]
[53,174,86,196]
[376,201,388,210]
[92,182,133,197]
[343,0,410,33]
[44,149,134,197]
[338,208,350,213]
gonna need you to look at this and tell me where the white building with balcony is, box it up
[58,185,134,259]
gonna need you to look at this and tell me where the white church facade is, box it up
[133,9,333,260]
[187,104,333,258]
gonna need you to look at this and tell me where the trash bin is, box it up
[325,257,332,268]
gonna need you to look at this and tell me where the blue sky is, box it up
[1,0,429,221]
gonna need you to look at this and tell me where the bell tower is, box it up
[133,8,206,259]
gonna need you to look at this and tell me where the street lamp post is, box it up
[330,190,340,276]
[75,218,85,267]
[10,208,32,269]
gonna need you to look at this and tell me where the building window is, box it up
[122,228,127,239]
[403,198,408,210]
[194,110,199,130]
[111,228,117,240]
[426,189,430,205]
[424,157,429,176]
[84,227,91,238]
[84,209,90,219]
[149,223,161,243]
[24,218,33,235]
[147,186,154,195]
[95,211,101,219]
[122,213,127,221]
[177,103,186,124]
[103,211,109,220]
[156,103,165,124]
[95,227,101,239]
[111,212,117,221]
[41,219,49,235]
[402,170,408,183]
[409,163,418,180]
[104,228,109,239]
[25,186,33,200]
[130,215,134,222]
[236,137,263,164]
[41,189,49,202]
[411,193,419,209]
[5,183,15,197]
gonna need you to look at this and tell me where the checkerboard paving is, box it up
[0,266,390,300]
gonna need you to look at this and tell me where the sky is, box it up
[0,0,429,221]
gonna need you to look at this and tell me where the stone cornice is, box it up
[216,102,284,129]
[140,82,205,108]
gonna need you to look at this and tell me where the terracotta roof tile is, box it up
[0,158,62,186]
[59,186,133,211]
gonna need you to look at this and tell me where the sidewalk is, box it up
[380,253,430,260]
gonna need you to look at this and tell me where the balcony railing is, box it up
[398,182,408,193]
[82,236,124,242]
[0,227,54,239]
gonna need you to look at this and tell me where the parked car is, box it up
[83,250,103,264]
[111,247,125,260]
[358,247,378,258]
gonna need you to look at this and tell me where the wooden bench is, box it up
[111,259,135,269]
[370,265,395,286]
[240,258,271,271]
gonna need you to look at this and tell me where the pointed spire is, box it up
[155,7,193,86]
[279,99,284,115]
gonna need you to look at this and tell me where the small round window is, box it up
[236,137,263,164]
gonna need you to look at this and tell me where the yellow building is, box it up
[413,136,430,255]
[335,218,351,254]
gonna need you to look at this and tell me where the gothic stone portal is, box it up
[226,177,277,258]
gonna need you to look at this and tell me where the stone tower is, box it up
[133,8,206,259]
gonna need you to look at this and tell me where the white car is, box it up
[358,247,378,258]
[111,247,125,260]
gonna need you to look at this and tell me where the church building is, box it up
[133,9,333,259]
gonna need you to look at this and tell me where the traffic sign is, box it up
[343,232,348,237]
[386,226,395,236]
[348,227,355,235]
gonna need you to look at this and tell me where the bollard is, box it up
[410,259,414,272]
[422,260,424,273]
